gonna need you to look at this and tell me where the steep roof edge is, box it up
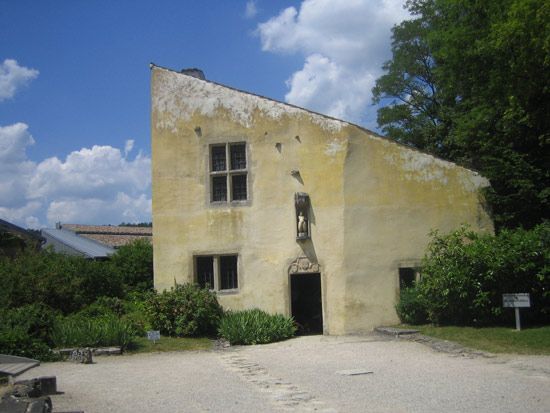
[150,63,484,177]
[42,228,115,258]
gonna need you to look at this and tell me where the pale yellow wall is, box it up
[151,66,493,334]
[337,130,493,333]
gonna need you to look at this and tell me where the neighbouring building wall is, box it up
[151,65,493,334]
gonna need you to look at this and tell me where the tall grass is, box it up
[218,309,296,345]
[52,315,136,350]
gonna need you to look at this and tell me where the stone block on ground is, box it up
[68,349,92,364]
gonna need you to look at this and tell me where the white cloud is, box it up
[46,193,151,226]
[285,54,376,121]
[245,1,258,19]
[0,201,43,229]
[29,145,151,200]
[0,59,39,101]
[0,122,151,228]
[124,139,134,157]
[0,123,36,207]
[257,0,409,125]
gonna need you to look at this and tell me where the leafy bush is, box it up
[120,292,152,336]
[395,287,428,325]
[0,249,123,314]
[218,309,296,345]
[109,239,153,293]
[145,283,223,337]
[0,304,60,361]
[52,315,137,350]
[77,296,126,318]
[418,223,549,326]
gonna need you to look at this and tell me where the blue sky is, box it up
[0,0,408,228]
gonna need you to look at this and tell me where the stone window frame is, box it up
[209,142,249,205]
[194,253,239,293]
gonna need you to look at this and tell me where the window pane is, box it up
[196,257,214,289]
[230,144,246,170]
[220,255,238,290]
[212,176,227,202]
[211,146,226,171]
[231,174,247,201]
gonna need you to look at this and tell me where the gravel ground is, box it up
[19,334,550,412]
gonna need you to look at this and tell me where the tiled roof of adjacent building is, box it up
[61,224,152,248]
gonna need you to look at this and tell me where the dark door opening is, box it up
[291,273,323,335]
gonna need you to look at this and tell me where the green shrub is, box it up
[395,287,428,325]
[52,315,136,350]
[0,304,60,361]
[120,292,152,336]
[145,283,223,337]
[109,239,153,293]
[0,249,124,314]
[77,296,126,318]
[419,223,549,326]
[218,309,296,345]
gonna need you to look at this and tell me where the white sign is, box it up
[147,330,161,341]
[503,293,530,308]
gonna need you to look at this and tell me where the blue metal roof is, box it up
[41,228,115,258]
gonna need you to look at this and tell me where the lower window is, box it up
[195,254,239,291]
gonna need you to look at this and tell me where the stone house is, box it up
[150,64,493,334]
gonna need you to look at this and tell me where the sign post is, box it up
[502,293,530,331]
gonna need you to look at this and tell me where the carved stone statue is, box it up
[297,212,307,236]
[295,192,310,240]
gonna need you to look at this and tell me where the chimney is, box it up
[56,222,62,229]
[180,68,205,80]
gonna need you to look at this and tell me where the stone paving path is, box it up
[220,349,336,412]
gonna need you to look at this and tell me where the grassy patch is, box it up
[407,325,550,355]
[126,336,213,354]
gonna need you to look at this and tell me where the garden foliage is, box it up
[145,283,223,337]
[0,240,155,359]
[397,223,549,326]
[218,308,296,345]
[0,304,60,361]
[52,314,136,350]
[395,287,428,325]
[109,239,153,293]
[0,249,123,314]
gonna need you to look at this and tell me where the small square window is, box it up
[195,254,239,291]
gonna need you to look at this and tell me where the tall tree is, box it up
[373,0,549,229]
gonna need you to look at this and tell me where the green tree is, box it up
[373,0,549,229]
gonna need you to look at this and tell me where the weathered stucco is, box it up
[151,66,493,334]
